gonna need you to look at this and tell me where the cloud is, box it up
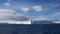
[21,7,29,13]
[33,6,43,12]
[33,12,60,21]
[4,2,11,6]
[0,9,30,24]
[48,12,60,20]
[19,6,43,13]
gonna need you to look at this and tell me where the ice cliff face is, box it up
[31,20,53,24]
[0,20,31,24]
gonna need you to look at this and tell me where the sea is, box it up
[0,24,60,34]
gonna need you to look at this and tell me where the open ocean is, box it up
[0,24,60,34]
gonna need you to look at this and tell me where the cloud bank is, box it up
[0,9,30,24]
[33,6,43,12]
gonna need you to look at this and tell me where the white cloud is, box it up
[0,9,30,24]
[33,12,60,21]
[33,6,43,12]
[47,12,60,21]
[47,12,60,18]
[4,2,11,6]
[21,7,29,13]
[49,12,60,17]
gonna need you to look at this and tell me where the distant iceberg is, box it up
[0,20,31,24]
[31,20,53,24]
[53,21,60,24]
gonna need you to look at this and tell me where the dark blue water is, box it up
[0,24,60,34]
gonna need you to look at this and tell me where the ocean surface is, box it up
[0,24,60,34]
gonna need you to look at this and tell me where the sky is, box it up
[0,0,60,23]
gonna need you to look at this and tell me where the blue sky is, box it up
[0,0,60,21]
